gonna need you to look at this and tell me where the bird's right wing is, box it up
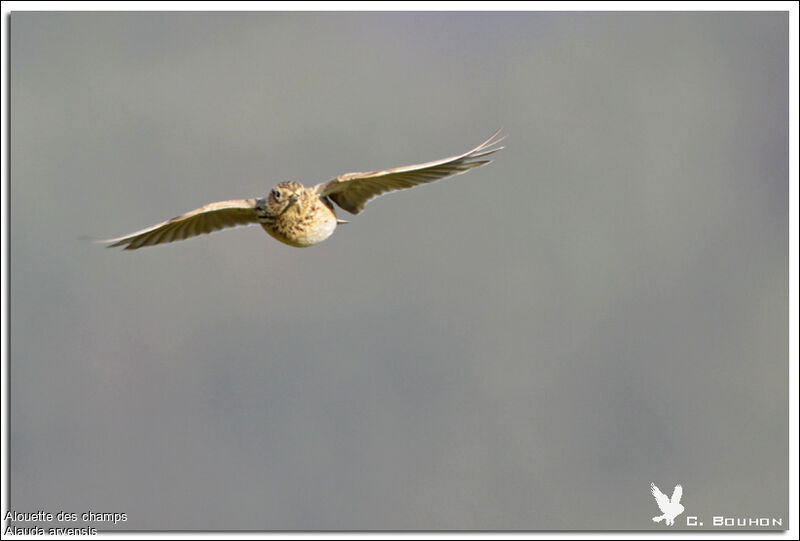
[100,199,261,250]
[650,483,670,513]
[670,485,683,505]
[313,130,505,215]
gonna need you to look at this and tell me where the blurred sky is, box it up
[9,11,788,530]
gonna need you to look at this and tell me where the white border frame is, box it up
[1,3,796,540]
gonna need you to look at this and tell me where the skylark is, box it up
[101,130,504,249]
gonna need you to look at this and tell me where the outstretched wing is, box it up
[100,199,261,250]
[314,129,505,215]
[670,485,683,505]
[650,483,670,513]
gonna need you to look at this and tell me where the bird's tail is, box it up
[652,515,666,523]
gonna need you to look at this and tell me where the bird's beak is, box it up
[277,193,301,217]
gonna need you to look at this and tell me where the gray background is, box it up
[10,12,788,530]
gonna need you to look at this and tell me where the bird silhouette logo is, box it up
[650,482,685,526]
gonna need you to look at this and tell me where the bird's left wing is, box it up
[99,198,261,250]
[313,130,505,215]
[670,485,683,505]
[650,483,670,513]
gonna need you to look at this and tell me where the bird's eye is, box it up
[271,189,281,200]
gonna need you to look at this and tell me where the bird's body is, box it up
[256,181,339,247]
[100,130,504,250]
[650,483,684,526]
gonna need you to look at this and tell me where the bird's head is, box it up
[267,181,304,215]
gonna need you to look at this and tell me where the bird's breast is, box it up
[261,197,338,247]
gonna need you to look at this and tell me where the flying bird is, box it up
[650,483,684,526]
[100,130,504,250]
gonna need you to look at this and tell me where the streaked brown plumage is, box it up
[101,130,504,249]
